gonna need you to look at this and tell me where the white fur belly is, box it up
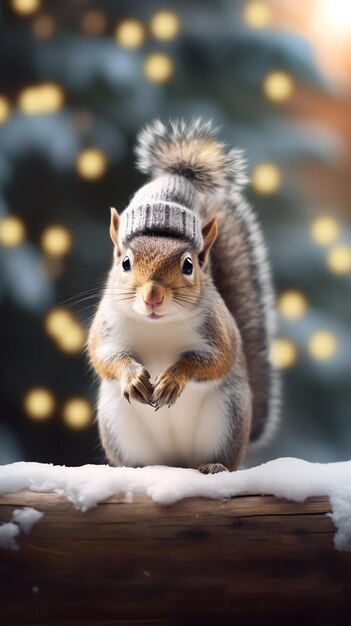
[98,378,228,468]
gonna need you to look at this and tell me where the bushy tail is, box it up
[135,118,248,196]
[136,119,279,448]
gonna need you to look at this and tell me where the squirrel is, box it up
[88,119,279,474]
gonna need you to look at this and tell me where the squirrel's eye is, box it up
[122,256,131,272]
[182,257,193,276]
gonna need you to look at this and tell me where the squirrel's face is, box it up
[114,237,202,321]
[109,209,218,323]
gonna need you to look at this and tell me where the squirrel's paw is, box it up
[121,366,154,406]
[198,463,229,475]
[152,369,186,410]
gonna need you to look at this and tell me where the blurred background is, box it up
[0,0,350,467]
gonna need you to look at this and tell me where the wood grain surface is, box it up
[0,491,350,625]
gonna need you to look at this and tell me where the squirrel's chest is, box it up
[124,319,203,377]
[98,318,228,467]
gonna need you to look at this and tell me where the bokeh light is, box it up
[62,398,93,429]
[45,308,85,354]
[115,19,145,49]
[81,11,106,37]
[31,14,55,39]
[18,83,64,115]
[144,53,174,83]
[56,324,86,354]
[316,0,351,40]
[278,290,308,320]
[308,330,338,361]
[24,387,55,420]
[76,148,107,180]
[327,244,351,274]
[263,71,294,102]
[150,11,180,41]
[270,338,298,369]
[11,0,40,15]
[0,96,10,124]
[45,308,75,339]
[310,216,340,245]
[41,225,72,256]
[243,0,272,28]
[0,216,26,247]
[251,162,282,194]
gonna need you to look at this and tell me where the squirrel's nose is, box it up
[144,295,163,307]
[142,281,164,307]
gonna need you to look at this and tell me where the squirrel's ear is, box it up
[198,216,218,269]
[110,207,121,256]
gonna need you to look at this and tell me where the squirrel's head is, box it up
[109,208,218,322]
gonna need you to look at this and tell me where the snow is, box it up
[0,522,20,550]
[12,507,44,533]
[0,458,351,550]
[0,506,43,550]
[329,493,351,551]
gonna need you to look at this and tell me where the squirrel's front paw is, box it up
[152,369,186,410]
[121,366,154,406]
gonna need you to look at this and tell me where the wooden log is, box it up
[0,491,350,625]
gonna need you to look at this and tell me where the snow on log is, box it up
[0,490,351,625]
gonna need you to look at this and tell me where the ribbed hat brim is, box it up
[118,174,203,250]
[119,202,203,249]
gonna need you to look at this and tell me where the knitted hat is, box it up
[118,174,203,251]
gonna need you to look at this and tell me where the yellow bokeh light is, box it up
[11,0,40,15]
[24,387,55,420]
[144,53,174,84]
[150,11,180,41]
[45,308,85,353]
[76,148,107,180]
[41,225,72,256]
[251,162,281,195]
[81,11,106,36]
[32,14,55,39]
[115,19,145,49]
[18,83,64,115]
[0,96,10,124]
[310,216,340,245]
[243,0,272,28]
[45,308,75,338]
[327,244,351,274]
[270,338,298,369]
[63,398,93,429]
[0,216,26,247]
[308,330,338,361]
[278,290,308,320]
[263,71,294,102]
[56,324,86,354]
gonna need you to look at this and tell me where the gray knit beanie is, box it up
[118,174,203,251]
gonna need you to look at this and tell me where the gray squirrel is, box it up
[88,119,279,474]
